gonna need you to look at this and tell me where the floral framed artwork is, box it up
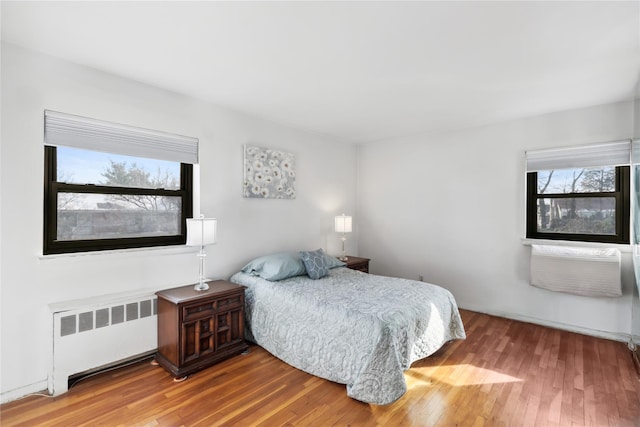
[243,145,296,199]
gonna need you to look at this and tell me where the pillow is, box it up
[323,253,346,269]
[299,249,329,280]
[241,252,307,281]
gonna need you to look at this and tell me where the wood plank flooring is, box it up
[2,310,639,426]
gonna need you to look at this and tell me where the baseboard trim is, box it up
[0,380,49,404]
[459,303,630,343]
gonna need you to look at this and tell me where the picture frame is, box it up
[243,145,296,199]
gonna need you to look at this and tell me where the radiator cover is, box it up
[48,290,158,395]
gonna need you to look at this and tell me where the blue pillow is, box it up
[241,252,307,281]
[323,253,346,269]
[299,249,329,279]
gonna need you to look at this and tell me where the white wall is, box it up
[0,43,357,400]
[358,101,636,339]
[632,89,640,346]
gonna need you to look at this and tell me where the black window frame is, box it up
[43,145,193,255]
[526,165,630,244]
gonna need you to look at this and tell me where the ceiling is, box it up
[2,1,639,144]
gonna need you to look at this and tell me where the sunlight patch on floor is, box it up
[407,364,522,387]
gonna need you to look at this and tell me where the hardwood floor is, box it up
[2,310,639,426]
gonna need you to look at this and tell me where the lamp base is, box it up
[194,282,209,292]
[339,255,348,261]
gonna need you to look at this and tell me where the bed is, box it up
[229,250,466,405]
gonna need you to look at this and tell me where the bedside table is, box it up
[155,280,248,380]
[342,256,370,273]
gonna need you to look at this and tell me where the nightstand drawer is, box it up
[343,256,370,273]
[349,262,368,272]
[218,294,243,310]
[183,301,216,321]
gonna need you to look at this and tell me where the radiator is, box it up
[530,244,622,297]
[48,290,158,395]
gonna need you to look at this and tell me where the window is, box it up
[43,111,197,255]
[526,141,630,244]
[634,140,640,245]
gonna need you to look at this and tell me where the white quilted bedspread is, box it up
[230,267,465,405]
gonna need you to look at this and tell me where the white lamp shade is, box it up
[334,214,352,233]
[186,217,217,246]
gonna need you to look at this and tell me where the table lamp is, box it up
[186,215,217,291]
[334,214,352,261]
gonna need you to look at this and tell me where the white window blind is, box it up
[631,139,640,164]
[44,110,199,164]
[526,140,630,172]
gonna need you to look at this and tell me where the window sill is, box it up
[38,244,198,262]
[521,238,633,253]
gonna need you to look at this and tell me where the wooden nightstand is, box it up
[155,280,248,380]
[342,256,370,273]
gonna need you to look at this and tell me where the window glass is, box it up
[526,165,629,244]
[537,166,615,194]
[44,145,192,254]
[57,146,180,190]
[535,197,616,235]
[57,193,181,241]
